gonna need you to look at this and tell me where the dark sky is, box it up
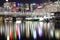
[0,0,57,3]
[0,0,57,6]
[8,0,57,3]
[8,0,48,3]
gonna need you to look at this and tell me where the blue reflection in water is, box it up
[33,29,37,40]
[38,28,43,37]
[38,22,43,37]
[50,30,54,38]
[17,23,21,40]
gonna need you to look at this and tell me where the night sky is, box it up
[8,0,57,3]
[0,0,57,6]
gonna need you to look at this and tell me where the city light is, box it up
[18,24,21,40]
[16,21,21,23]
[38,27,43,37]
[10,33,13,40]
[37,5,43,9]
[55,30,60,39]
[25,18,33,20]
[0,1,59,40]
[6,0,8,1]
[39,22,43,28]
[16,2,20,6]
[39,17,44,21]
[13,3,16,7]
[50,30,54,38]
[7,35,9,40]
[33,29,37,40]
[31,3,36,5]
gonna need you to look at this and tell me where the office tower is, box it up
[30,3,36,11]
[25,3,30,11]
[4,2,12,12]
[30,4,33,11]
[20,3,24,12]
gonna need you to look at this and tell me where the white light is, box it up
[38,28,43,37]
[44,16,47,19]
[39,17,44,21]
[34,17,39,19]
[13,4,16,7]
[32,3,36,5]
[33,29,37,39]
[37,6,43,9]
[51,13,54,15]
[4,11,7,14]
[7,35,9,40]
[44,16,51,19]
[25,18,33,20]
[25,8,29,10]
[6,0,8,1]
[50,30,54,37]
[16,21,21,23]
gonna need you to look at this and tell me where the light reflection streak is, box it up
[33,29,37,40]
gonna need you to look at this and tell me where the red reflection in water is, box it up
[10,33,13,40]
